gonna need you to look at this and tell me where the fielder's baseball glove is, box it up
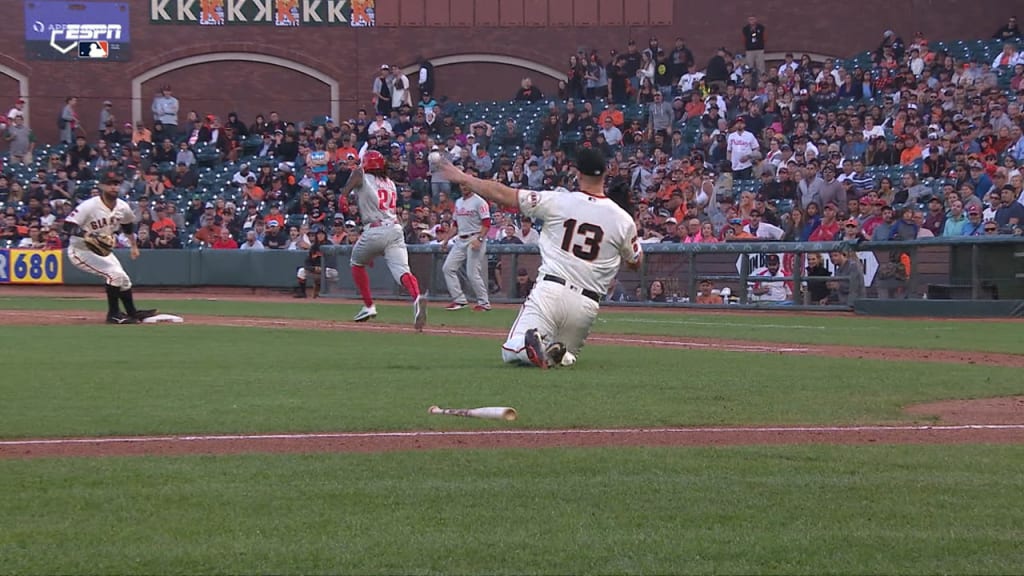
[84,232,116,256]
[607,180,635,219]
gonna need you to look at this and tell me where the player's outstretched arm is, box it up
[340,167,364,197]
[436,161,518,207]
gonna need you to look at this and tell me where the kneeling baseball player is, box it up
[435,149,641,368]
[64,172,157,324]
[294,225,338,298]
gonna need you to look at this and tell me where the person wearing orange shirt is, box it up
[684,92,705,120]
[150,205,177,237]
[900,134,923,165]
[597,103,624,128]
[132,122,151,146]
[727,217,756,239]
[264,204,286,229]
[242,176,265,203]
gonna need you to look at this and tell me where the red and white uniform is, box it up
[443,193,491,307]
[727,129,759,172]
[66,196,135,289]
[502,188,641,364]
[748,266,791,303]
[348,172,412,283]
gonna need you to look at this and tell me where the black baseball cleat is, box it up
[107,312,139,325]
[132,309,159,321]
[545,342,567,366]
[524,328,548,370]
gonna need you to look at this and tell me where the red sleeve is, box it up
[480,218,491,228]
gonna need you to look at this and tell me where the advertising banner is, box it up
[24,1,131,61]
[0,249,64,285]
[150,0,374,27]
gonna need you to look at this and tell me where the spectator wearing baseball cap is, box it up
[513,267,536,299]
[962,204,986,236]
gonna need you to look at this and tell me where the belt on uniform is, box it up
[458,234,472,239]
[368,220,395,228]
[542,274,601,303]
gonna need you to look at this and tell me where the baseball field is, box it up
[1,286,1022,574]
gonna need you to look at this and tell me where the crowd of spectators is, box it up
[1,16,1023,301]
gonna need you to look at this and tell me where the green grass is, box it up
[1,325,1020,438]
[1,446,1023,575]
[2,295,1021,354]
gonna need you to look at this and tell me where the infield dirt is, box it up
[1,287,1021,459]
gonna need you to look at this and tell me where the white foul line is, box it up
[1,424,1022,447]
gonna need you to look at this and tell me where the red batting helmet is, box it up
[362,150,386,171]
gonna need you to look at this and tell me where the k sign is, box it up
[24,1,131,61]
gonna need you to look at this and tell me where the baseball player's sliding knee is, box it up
[110,273,132,290]
[501,347,529,364]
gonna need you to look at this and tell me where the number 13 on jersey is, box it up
[561,219,604,261]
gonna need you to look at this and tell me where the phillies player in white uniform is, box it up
[341,150,427,330]
[442,186,491,311]
[64,172,157,324]
[436,148,641,368]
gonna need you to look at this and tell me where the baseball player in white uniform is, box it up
[442,187,491,311]
[64,172,157,324]
[436,148,642,368]
[340,150,427,330]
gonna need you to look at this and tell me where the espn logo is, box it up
[78,41,109,59]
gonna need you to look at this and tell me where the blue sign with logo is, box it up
[24,1,131,61]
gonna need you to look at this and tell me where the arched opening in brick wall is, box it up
[0,64,30,127]
[131,53,338,128]
[397,53,565,105]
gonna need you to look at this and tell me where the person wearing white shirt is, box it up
[862,117,885,140]
[815,59,843,85]
[445,140,463,162]
[726,117,759,179]
[748,254,791,303]
[150,85,179,136]
[777,53,799,77]
[389,65,412,110]
[239,230,265,250]
[992,43,1024,69]
[743,210,784,239]
[677,71,705,93]
[600,117,623,146]
[7,98,25,123]
[705,93,727,116]
[231,164,254,187]
[367,114,393,137]
[518,216,541,244]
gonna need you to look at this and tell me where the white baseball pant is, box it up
[443,237,489,306]
[501,279,599,365]
[296,267,339,280]
[349,223,412,282]
[67,243,132,289]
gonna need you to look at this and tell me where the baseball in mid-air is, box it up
[428,151,442,166]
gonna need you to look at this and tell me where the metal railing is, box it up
[321,236,1024,309]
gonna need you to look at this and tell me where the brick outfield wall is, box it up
[0,0,1011,142]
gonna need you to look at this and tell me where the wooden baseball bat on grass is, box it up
[428,405,518,421]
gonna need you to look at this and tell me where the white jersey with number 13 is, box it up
[517,188,640,296]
